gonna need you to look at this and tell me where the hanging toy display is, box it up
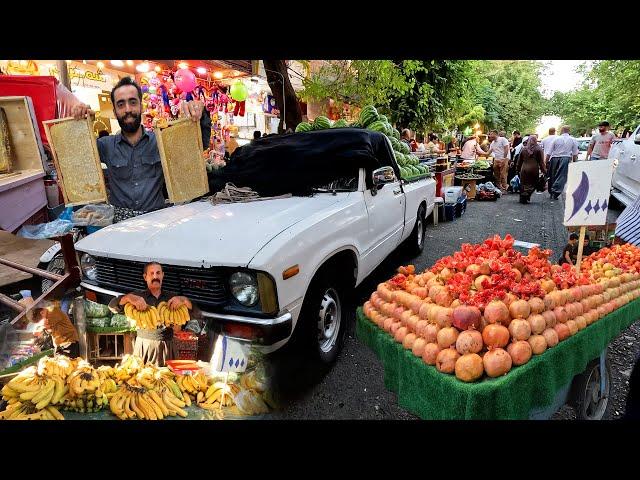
[230,81,248,117]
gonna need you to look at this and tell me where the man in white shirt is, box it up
[541,127,558,158]
[488,129,510,192]
[545,125,578,200]
[460,135,487,160]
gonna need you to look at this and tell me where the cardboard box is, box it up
[444,186,464,204]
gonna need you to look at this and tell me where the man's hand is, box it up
[167,296,191,310]
[71,103,95,120]
[125,294,147,311]
[180,100,204,122]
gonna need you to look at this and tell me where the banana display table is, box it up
[356,298,640,420]
[61,404,267,420]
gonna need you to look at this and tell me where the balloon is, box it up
[148,86,157,94]
[230,81,248,102]
[174,68,197,93]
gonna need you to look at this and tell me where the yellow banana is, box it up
[183,391,192,406]
[162,390,188,417]
[20,388,41,402]
[143,392,163,419]
[123,393,135,419]
[35,384,55,410]
[46,405,65,420]
[137,393,157,420]
[149,390,169,417]
[1,384,18,398]
[197,392,204,404]
[129,393,145,419]
[109,390,125,419]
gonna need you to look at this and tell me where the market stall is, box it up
[358,236,640,419]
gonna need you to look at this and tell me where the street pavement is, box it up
[268,190,637,420]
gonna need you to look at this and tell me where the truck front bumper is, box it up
[80,282,293,346]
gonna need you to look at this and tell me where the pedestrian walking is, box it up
[587,121,616,160]
[545,125,579,200]
[541,127,558,158]
[487,129,510,193]
[516,134,545,204]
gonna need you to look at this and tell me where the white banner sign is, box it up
[209,335,250,373]
[563,160,614,226]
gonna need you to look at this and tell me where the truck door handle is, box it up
[393,188,402,195]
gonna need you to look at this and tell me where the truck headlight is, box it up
[229,272,259,307]
[80,253,97,281]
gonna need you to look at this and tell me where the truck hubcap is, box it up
[417,217,424,247]
[317,288,341,354]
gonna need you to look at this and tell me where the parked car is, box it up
[74,130,436,365]
[610,125,640,207]
[576,137,591,161]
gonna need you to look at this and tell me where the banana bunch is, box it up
[157,301,189,327]
[197,381,239,411]
[176,372,209,398]
[113,354,145,384]
[124,304,160,329]
[2,367,68,409]
[63,395,109,413]
[109,383,188,420]
[65,365,108,413]
[0,401,65,420]
[36,355,77,379]
[96,365,117,382]
[102,378,118,396]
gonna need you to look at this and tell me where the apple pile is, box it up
[362,235,640,382]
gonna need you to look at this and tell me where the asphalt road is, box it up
[268,191,638,420]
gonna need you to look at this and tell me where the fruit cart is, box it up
[356,304,623,420]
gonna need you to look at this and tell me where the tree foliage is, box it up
[299,59,547,134]
[550,61,640,135]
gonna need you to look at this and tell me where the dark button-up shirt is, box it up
[97,129,166,212]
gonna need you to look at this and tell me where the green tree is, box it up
[470,60,547,133]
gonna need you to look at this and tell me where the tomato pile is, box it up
[362,235,640,383]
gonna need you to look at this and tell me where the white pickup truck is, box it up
[610,125,640,206]
[74,130,436,364]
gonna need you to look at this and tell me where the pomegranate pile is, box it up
[363,236,640,383]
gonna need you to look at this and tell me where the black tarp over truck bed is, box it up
[209,128,399,197]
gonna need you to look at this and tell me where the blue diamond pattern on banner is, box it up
[602,199,608,211]
[593,199,600,213]
[584,200,593,214]
[241,359,245,367]
[228,358,233,367]
[235,359,240,368]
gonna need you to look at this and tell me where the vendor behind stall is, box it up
[30,302,79,357]
[109,261,199,367]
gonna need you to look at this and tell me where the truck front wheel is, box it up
[405,205,426,256]
[298,270,348,364]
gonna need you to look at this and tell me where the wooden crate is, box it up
[154,118,208,204]
[87,332,135,364]
[43,117,108,206]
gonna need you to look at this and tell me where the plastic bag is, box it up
[72,204,114,227]
[17,219,74,239]
[58,206,74,222]
[84,299,111,318]
[109,314,130,328]
[234,388,269,416]
[510,175,521,193]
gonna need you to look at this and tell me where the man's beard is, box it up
[117,112,142,134]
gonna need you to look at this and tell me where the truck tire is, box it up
[297,268,349,365]
[570,356,611,420]
[40,253,66,294]
[405,204,426,256]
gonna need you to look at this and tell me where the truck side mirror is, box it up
[635,134,640,145]
[372,167,396,190]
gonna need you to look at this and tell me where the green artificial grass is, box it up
[356,299,640,420]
